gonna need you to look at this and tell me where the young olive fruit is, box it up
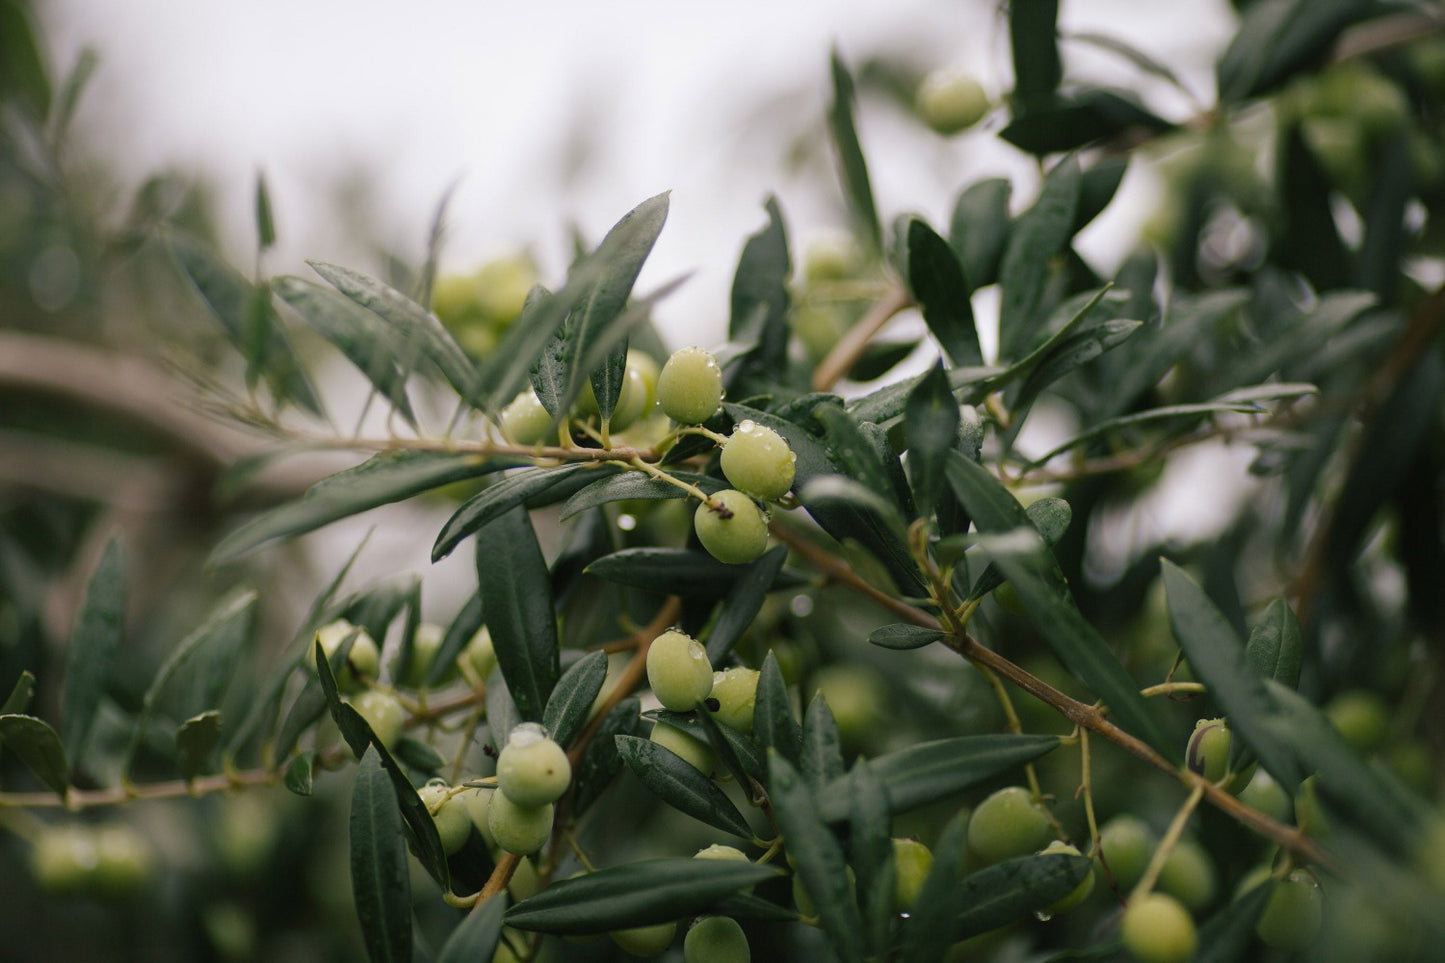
[1185,717,1231,783]
[650,720,716,777]
[809,665,885,747]
[965,786,1054,866]
[1157,837,1217,912]
[696,843,749,863]
[314,619,380,694]
[709,667,760,734]
[684,916,750,963]
[646,628,714,711]
[892,838,933,913]
[500,389,555,445]
[350,690,406,746]
[1235,768,1291,823]
[392,622,454,689]
[507,856,544,901]
[472,255,538,324]
[575,361,648,432]
[1096,815,1157,890]
[29,825,99,894]
[610,921,677,957]
[92,824,155,897]
[487,792,554,855]
[720,420,796,501]
[802,233,864,284]
[1121,892,1197,963]
[656,346,723,424]
[496,723,571,807]
[1294,774,1331,837]
[1255,869,1323,951]
[1324,689,1390,752]
[694,490,769,565]
[461,625,497,682]
[916,69,990,135]
[626,348,660,409]
[418,782,471,855]
[461,786,496,846]
[1039,840,1094,913]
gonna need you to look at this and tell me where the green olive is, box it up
[694,490,769,565]
[892,838,933,913]
[1185,718,1231,783]
[1157,837,1216,912]
[486,792,554,855]
[313,619,380,694]
[610,920,677,957]
[1255,869,1322,951]
[1120,892,1197,963]
[650,719,716,777]
[965,786,1054,866]
[496,723,571,807]
[349,690,406,746]
[1095,815,1156,891]
[720,420,796,501]
[916,70,990,135]
[1040,840,1094,913]
[418,782,471,855]
[684,916,750,963]
[646,628,714,711]
[657,346,724,424]
[709,666,760,735]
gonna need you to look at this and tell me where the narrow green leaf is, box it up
[505,857,778,934]
[485,667,520,753]
[817,733,1060,823]
[1245,599,1302,690]
[435,895,505,963]
[868,624,946,650]
[801,694,845,795]
[1161,561,1304,791]
[0,0,52,117]
[906,219,981,366]
[846,363,1000,428]
[586,547,803,601]
[797,476,909,548]
[572,696,642,816]
[946,453,1175,760]
[543,651,608,748]
[849,760,894,957]
[213,452,509,565]
[905,361,962,519]
[966,496,1073,601]
[350,747,412,963]
[2,671,35,715]
[392,736,445,775]
[997,156,1081,359]
[284,753,314,796]
[254,172,276,250]
[949,178,1012,291]
[176,710,222,781]
[901,808,971,963]
[559,469,724,521]
[705,546,789,665]
[1006,319,1142,442]
[828,50,881,252]
[953,852,1092,939]
[0,715,69,797]
[616,735,753,838]
[61,536,125,769]
[755,651,802,765]
[1009,0,1061,110]
[310,259,483,407]
[476,506,559,721]
[433,464,608,561]
[729,196,792,377]
[1195,881,1274,963]
[769,750,865,963]
[1000,89,1172,155]
[274,276,418,427]
[426,592,484,689]
[1216,0,1377,103]
[689,703,765,786]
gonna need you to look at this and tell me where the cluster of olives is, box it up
[500,349,663,446]
[431,254,539,358]
[29,823,154,898]
[644,628,759,775]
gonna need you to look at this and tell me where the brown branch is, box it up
[811,283,913,392]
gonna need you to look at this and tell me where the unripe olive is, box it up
[461,786,497,846]
[966,786,1054,866]
[650,720,716,777]
[709,667,760,735]
[695,843,749,863]
[892,838,933,913]
[575,362,648,432]
[1096,815,1156,891]
[418,782,471,855]
[29,825,98,894]
[1185,718,1231,783]
[1157,837,1216,912]
[461,625,497,682]
[610,920,677,957]
[1256,869,1323,951]
[1294,775,1331,837]
[314,619,380,694]
[393,622,455,688]
[93,824,155,896]
[694,490,769,565]
[646,629,714,711]
[500,389,555,445]
[627,349,661,410]
[657,346,723,424]
[802,234,864,284]
[507,856,544,901]
[487,792,554,855]
[1236,769,1291,824]
[1324,689,1390,752]
[496,722,571,807]
[1121,892,1197,963]
[1039,840,1094,913]
[809,664,885,748]
[916,70,990,135]
[720,421,796,501]
[473,255,538,324]
[350,690,406,746]
[684,916,750,963]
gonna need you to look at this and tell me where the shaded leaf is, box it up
[906,218,981,366]
[350,747,412,963]
[61,536,125,769]
[427,592,484,689]
[543,651,608,748]
[1245,599,1303,690]
[284,753,314,796]
[754,651,802,766]
[966,496,1073,601]
[849,760,894,956]
[559,469,725,521]
[586,547,803,601]
[729,195,792,379]
[800,694,844,794]
[0,715,69,797]
[997,156,1081,359]
[1009,0,1061,111]
[435,895,505,963]
[433,463,609,561]
[2,671,35,715]
[476,507,559,722]
[485,667,520,754]
[176,710,222,781]
[949,178,1013,291]
[905,361,961,520]
[868,624,946,650]
[900,808,971,963]
[953,852,1092,939]
[1216,0,1378,103]
[828,50,881,252]
[1001,89,1172,155]
[572,696,642,816]
[616,735,753,838]
[1196,881,1274,963]
[254,172,276,250]
[706,545,788,665]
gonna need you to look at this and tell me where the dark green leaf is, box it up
[433,464,609,561]
[905,361,961,519]
[476,506,559,722]
[1245,599,1303,690]
[729,196,792,377]
[543,651,608,748]
[1009,0,1061,110]
[906,219,981,366]
[997,156,1081,359]
[797,476,908,548]
[849,760,894,956]
[284,753,314,796]
[818,733,1060,823]
[559,469,725,521]
[0,0,51,117]
[2,671,35,715]
[1007,318,1142,440]
[949,178,1013,291]
[350,747,412,963]
[427,592,484,689]
[755,651,803,766]
[714,893,800,922]
[953,852,1092,939]
[967,496,1073,601]
[616,735,753,838]
[310,259,483,408]
[61,536,125,769]
[800,694,844,794]
[572,696,642,816]
[0,715,69,797]
[769,751,865,963]
[254,172,276,250]
[828,50,881,252]
[1000,89,1172,155]
[946,454,1175,759]
[846,364,1000,428]
[213,452,511,565]
[689,703,765,787]
[706,545,788,665]
[392,736,445,775]
[901,808,971,963]
[1195,881,1274,963]
[1275,125,1349,291]
[485,667,520,752]
[506,857,778,934]
[435,895,505,963]
[867,624,946,650]
[274,276,418,428]
[1216,0,1378,103]
[176,711,222,781]
[586,547,803,601]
